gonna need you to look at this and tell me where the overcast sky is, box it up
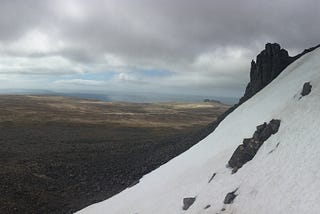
[0,0,319,99]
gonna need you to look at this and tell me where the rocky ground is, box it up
[0,95,229,214]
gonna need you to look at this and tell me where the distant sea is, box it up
[0,89,238,105]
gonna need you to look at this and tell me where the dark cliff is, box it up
[188,43,320,146]
[240,43,320,103]
[239,43,293,103]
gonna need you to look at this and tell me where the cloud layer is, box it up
[0,0,319,98]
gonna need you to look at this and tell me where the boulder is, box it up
[204,205,211,209]
[223,189,238,204]
[228,119,281,171]
[182,197,196,210]
[301,82,312,96]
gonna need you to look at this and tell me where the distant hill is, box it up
[203,98,221,103]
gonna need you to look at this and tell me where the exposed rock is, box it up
[291,44,320,61]
[182,197,196,210]
[204,204,211,209]
[231,167,238,174]
[223,189,238,204]
[240,43,293,103]
[258,119,281,142]
[184,43,318,175]
[228,119,280,170]
[240,43,320,104]
[189,44,318,158]
[269,119,281,133]
[301,82,312,96]
[268,142,280,154]
[208,172,216,183]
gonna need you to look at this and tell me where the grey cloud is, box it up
[54,79,104,86]
[0,0,319,98]
[0,0,52,41]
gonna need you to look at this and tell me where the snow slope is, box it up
[76,47,320,214]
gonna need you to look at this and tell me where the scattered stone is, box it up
[223,189,238,204]
[182,197,196,210]
[301,82,312,96]
[204,204,211,209]
[268,142,280,154]
[228,119,281,171]
[208,172,216,183]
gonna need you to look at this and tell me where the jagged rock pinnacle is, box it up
[240,43,293,103]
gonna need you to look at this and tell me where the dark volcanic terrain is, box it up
[0,95,229,214]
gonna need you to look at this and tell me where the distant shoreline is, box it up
[0,89,238,105]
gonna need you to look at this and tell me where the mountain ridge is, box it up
[175,43,320,155]
[240,42,320,103]
[77,44,320,214]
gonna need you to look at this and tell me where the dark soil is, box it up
[0,95,229,214]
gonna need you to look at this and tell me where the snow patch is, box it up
[76,47,320,214]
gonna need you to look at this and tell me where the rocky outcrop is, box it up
[301,82,312,96]
[186,43,319,151]
[240,43,320,103]
[292,44,320,61]
[223,189,238,204]
[240,43,294,103]
[182,197,196,210]
[228,119,281,172]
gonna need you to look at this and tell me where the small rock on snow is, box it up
[182,197,196,210]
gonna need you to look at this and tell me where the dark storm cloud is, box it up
[46,0,319,60]
[0,0,319,97]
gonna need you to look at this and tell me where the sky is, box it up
[0,0,319,99]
